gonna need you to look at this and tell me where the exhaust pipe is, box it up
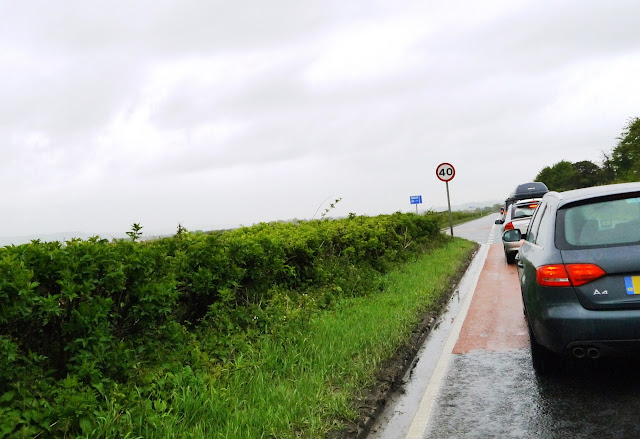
[572,347,586,358]
[587,347,600,359]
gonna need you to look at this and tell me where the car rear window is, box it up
[511,203,538,220]
[557,195,640,248]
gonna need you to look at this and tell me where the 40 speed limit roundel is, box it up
[436,163,455,182]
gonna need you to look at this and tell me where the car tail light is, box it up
[537,265,571,286]
[528,204,538,209]
[504,222,514,231]
[565,264,606,286]
[536,264,605,287]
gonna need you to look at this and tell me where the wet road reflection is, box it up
[425,350,640,438]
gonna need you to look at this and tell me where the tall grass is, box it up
[86,238,475,438]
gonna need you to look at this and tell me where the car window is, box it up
[511,203,538,220]
[526,202,545,243]
[557,195,640,248]
[535,204,551,246]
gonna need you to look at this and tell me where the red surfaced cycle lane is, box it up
[452,243,528,354]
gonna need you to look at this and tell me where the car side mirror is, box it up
[495,219,504,224]
[503,229,522,242]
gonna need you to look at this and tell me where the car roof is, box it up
[544,182,640,207]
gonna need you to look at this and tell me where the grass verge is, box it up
[87,238,476,438]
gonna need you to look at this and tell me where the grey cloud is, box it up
[2,1,335,55]
[0,1,330,156]
[437,0,640,73]
[144,58,562,177]
[2,0,640,238]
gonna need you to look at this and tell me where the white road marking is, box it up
[487,223,497,245]
[404,242,490,439]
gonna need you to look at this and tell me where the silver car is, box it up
[496,198,541,263]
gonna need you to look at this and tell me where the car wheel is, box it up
[528,321,560,375]
[505,251,516,264]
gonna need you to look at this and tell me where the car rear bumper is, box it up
[531,304,640,356]
[565,339,640,358]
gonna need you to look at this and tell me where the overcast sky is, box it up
[2,0,640,238]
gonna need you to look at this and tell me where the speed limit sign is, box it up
[436,163,455,182]
[436,162,455,237]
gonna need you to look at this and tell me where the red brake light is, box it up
[528,204,538,209]
[537,265,570,286]
[536,264,605,287]
[565,264,606,286]
[504,222,514,231]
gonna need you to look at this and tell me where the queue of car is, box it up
[496,182,548,264]
[500,182,640,374]
[497,199,541,263]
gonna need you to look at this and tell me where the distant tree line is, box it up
[534,117,640,191]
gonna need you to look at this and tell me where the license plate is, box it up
[624,276,640,295]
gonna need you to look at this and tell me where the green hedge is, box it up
[0,212,442,437]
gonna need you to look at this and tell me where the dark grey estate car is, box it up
[507,182,640,373]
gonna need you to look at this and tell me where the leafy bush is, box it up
[0,212,443,437]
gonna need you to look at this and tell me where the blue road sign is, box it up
[410,195,422,204]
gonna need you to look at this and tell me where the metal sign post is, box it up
[410,195,423,214]
[436,163,455,237]
[445,181,453,236]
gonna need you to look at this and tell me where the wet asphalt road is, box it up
[369,214,640,438]
[426,350,640,438]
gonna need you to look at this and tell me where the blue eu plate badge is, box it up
[624,276,640,295]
